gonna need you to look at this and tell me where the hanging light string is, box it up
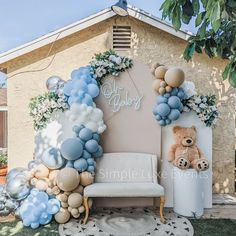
[8,32,62,79]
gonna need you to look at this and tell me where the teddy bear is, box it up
[168,126,209,171]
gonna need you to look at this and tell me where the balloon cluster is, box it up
[151,63,187,126]
[61,125,103,173]
[19,188,60,229]
[63,66,100,106]
[151,63,185,95]
[1,64,106,228]
[0,185,19,216]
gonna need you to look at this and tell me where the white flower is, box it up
[195,97,201,104]
[180,81,197,99]
[199,103,206,109]
[202,97,207,103]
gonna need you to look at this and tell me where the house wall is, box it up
[0,16,234,193]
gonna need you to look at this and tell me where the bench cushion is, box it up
[84,183,164,197]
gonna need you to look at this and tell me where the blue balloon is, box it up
[60,138,83,160]
[85,140,99,153]
[82,150,92,159]
[47,199,60,214]
[156,95,168,104]
[87,165,95,173]
[87,158,95,166]
[167,96,181,109]
[159,120,166,126]
[79,128,93,141]
[170,88,178,96]
[178,103,183,112]
[163,93,171,98]
[87,84,100,98]
[73,125,83,134]
[92,133,100,142]
[93,145,103,158]
[66,160,74,168]
[177,91,185,100]
[74,80,88,92]
[155,114,162,121]
[63,81,73,96]
[41,148,65,170]
[168,109,181,121]
[156,103,171,117]
[31,222,40,229]
[82,94,93,106]
[74,158,88,172]
[71,69,81,80]
[165,119,171,125]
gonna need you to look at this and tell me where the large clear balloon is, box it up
[46,76,62,92]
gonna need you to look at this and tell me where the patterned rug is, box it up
[59,208,194,236]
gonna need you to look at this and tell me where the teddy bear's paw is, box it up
[196,159,209,171]
[176,157,190,169]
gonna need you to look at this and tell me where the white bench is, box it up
[83,153,166,224]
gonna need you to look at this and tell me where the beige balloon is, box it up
[72,185,84,194]
[165,85,172,92]
[78,206,85,213]
[54,208,71,224]
[150,62,160,75]
[152,79,162,92]
[159,87,166,95]
[80,172,94,186]
[154,66,168,79]
[56,167,80,191]
[34,164,49,178]
[35,178,48,191]
[68,193,83,208]
[164,67,185,87]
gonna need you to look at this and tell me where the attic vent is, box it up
[113,25,131,50]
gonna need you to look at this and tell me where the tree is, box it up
[160,0,236,87]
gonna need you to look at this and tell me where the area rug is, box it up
[59,208,194,236]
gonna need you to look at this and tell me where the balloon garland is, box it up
[151,63,219,127]
[0,50,133,228]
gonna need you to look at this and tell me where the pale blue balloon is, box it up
[60,138,83,160]
[165,119,171,125]
[66,160,74,168]
[82,150,92,159]
[41,148,65,170]
[74,80,88,92]
[85,140,99,153]
[87,158,95,166]
[30,222,40,229]
[155,114,162,121]
[92,133,100,142]
[178,103,184,112]
[170,88,179,96]
[93,145,103,158]
[168,109,181,121]
[73,125,84,134]
[87,165,95,173]
[159,120,166,126]
[87,84,99,98]
[82,94,93,106]
[177,90,185,100]
[74,158,88,172]
[168,96,181,109]
[156,95,168,104]
[91,78,98,85]
[63,81,73,96]
[163,93,171,98]
[71,69,81,80]
[47,199,60,214]
[156,103,171,117]
[79,128,93,141]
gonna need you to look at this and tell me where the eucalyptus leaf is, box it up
[222,63,231,80]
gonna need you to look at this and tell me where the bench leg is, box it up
[83,197,89,224]
[160,196,166,224]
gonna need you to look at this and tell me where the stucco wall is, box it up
[1,16,235,193]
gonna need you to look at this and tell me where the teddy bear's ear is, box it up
[191,126,196,131]
[173,126,181,133]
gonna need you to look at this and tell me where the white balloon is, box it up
[66,104,106,134]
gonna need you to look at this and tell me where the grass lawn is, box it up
[0,219,235,235]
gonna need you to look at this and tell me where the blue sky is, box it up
[0,0,195,54]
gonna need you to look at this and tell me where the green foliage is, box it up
[160,0,236,87]
[0,153,7,166]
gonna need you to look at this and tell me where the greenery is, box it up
[0,154,7,167]
[191,219,236,236]
[160,0,236,87]
[29,92,68,130]
[90,49,133,86]
[183,94,218,127]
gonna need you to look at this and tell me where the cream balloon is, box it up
[154,66,168,79]
[80,172,94,186]
[68,193,83,208]
[164,67,185,87]
[54,208,71,224]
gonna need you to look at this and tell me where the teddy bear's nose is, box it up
[186,139,192,143]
